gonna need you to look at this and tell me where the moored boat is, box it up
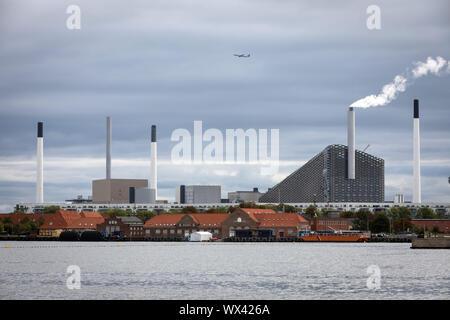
[301,231,370,242]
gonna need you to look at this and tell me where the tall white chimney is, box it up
[348,107,355,179]
[106,116,111,179]
[150,125,157,200]
[413,99,421,203]
[36,122,44,203]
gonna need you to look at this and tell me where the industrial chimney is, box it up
[106,116,111,179]
[150,125,157,200]
[348,107,355,179]
[413,99,421,203]
[36,122,44,203]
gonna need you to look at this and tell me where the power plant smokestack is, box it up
[36,122,44,203]
[347,107,355,179]
[413,99,421,203]
[106,116,111,179]
[150,125,157,200]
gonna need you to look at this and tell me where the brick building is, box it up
[39,210,105,236]
[97,215,144,238]
[411,219,450,233]
[143,213,228,238]
[307,218,351,231]
[222,208,310,239]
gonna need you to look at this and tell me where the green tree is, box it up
[1,216,13,234]
[340,211,355,219]
[305,205,319,219]
[181,206,199,213]
[388,207,413,232]
[38,217,45,227]
[103,209,128,216]
[431,225,440,236]
[353,209,373,231]
[239,202,254,208]
[415,207,437,219]
[388,207,412,220]
[0,220,4,232]
[20,216,30,225]
[136,210,156,221]
[412,224,423,235]
[2,216,13,224]
[393,218,413,232]
[275,204,297,213]
[370,212,390,233]
[43,205,60,213]
[13,223,23,234]
[215,206,230,213]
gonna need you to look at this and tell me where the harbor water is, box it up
[0,241,449,300]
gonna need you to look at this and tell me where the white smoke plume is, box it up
[351,56,449,108]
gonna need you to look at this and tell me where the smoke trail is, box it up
[350,56,449,108]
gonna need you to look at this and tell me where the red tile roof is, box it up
[39,210,104,230]
[0,213,55,225]
[252,212,308,227]
[144,214,185,227]
[144,213,230,228]
[80,211,103,219]
[188,214,228,227]
[238,208,277,222]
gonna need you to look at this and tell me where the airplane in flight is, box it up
[234,54,250,58]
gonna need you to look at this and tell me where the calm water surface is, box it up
[0,241,449,300]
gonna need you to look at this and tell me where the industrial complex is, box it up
[12,99,450,216]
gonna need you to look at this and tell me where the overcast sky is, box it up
[0,0,449,211]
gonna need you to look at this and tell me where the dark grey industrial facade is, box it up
[259,144,384,203]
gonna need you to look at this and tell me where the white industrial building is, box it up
[228,188,263,203]
[175,185,221,204]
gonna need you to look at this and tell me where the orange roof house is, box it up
[222,208,310,238]
[39,210,105,236]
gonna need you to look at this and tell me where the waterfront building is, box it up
[259,144,384,203]
[96,215,144,238]
[143,213,228,238]
[411,219,450,233]
[221,208,310,239]
[38,210,105,236]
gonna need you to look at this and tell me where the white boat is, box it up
[190,231,212,242]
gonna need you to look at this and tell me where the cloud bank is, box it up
[350,56,449,108]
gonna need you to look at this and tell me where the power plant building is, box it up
[176,185,221,204]
[259,144,384,203]
[92,179,148,203]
